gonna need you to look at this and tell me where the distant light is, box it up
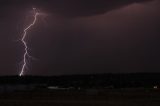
[48,86,59,89]
[47,86,75,90]
[153,85,158,89]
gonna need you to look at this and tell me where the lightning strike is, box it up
[19,8,39,76]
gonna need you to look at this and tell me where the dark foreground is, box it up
[0,88,160,106]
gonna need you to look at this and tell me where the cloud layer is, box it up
[0,0,153,17]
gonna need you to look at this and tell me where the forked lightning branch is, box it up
[19,8,39,76]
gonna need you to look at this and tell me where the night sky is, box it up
[0,0,159,76]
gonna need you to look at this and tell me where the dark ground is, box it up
[0,88,160,106]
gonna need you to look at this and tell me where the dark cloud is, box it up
[0,0,153,17]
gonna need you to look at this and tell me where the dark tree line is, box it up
[0,73,160,89]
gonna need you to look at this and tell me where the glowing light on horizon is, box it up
[19,8,39,76]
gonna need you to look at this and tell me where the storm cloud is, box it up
[0,0,153,17]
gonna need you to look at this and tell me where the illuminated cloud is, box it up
[0,0,153,17]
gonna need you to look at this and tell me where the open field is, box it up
[0,88,160,106]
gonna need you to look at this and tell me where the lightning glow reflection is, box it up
[19,8,39,76]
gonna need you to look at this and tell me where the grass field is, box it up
[0,88,160,106]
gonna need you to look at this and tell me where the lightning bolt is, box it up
[19,8,39,76]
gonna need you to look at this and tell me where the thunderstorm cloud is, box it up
[0,0,153,17]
